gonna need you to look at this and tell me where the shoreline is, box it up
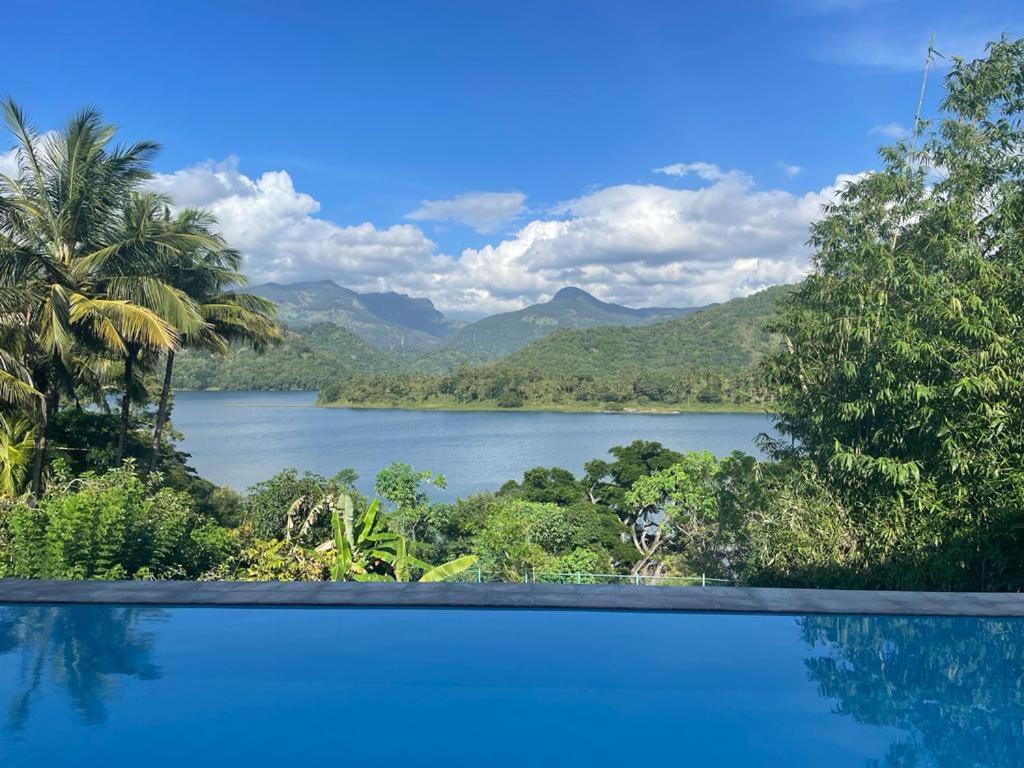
[172,389,770,415]
[317,399,767,415]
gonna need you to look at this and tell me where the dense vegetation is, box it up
[318,364,770,411]
[315,285,786,410]
[4,39,1024,592]
[501,285,789,376]
[177,283,784,401]
[172,322,397,390]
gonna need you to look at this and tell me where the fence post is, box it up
[702,573,706,587]
[476,565,482,583]
[576,572,581,584]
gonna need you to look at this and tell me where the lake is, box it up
[171,391,777,500]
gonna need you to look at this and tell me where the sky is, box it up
[3,0,1022,318]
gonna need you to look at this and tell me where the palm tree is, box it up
[146,209,280,472]
[0,413,34,497]
[95,193,213,462]
[0,100,184,495]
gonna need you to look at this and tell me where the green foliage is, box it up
[404,285,697,369]
[241,467,360,541]
[0,414,33,498]
[318,362,769,412]
[764,37,1024,590]
[503,285,790,376]
[473,499,554,580]
[173,323,396,391]
[626,451,724,575]
[6,463,234,579]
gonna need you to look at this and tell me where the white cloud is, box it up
[148,158,451,289]
[0,147,19,179]
[653,161,728,181]
[778,162,802,178]
[148,156,859,317]
[445,171,861,312]
[869,121,910,139]
[406,191,526,233]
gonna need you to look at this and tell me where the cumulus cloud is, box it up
[778,162,802,178]
[148,155,858,317]
[406,191,526,233]
[869,121,910,139]
[446,171,859,312]
[147,158,451,290]
[0,147,19,179]
[653,161,728,181]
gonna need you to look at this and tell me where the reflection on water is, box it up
[1,604,1023,766]
[801,615,1024,767]
[0,605,164,731]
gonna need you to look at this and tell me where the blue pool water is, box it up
[0,605,1020,766]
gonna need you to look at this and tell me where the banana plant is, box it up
[304,491,477,582]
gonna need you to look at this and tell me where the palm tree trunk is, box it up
[116,345,137,463]
[148,350,175,473]
[29,383,51,500]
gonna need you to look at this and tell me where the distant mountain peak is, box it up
[551,286,597,302]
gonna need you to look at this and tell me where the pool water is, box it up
[0,605,1020,766]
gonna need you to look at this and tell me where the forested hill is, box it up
[171,322,398,391]
[315,286,791,411]
[248,280,463,351]
[499,284,792,375]
[172,283,792,393]
[407,286,700,369]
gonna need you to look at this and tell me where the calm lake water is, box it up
[171,390,776,499]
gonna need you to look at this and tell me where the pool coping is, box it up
[1,580,1023,616]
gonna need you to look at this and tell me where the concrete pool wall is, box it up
[1,580,1023,616]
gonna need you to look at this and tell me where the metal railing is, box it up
[454,566,734,587]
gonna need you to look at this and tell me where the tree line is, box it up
[317,363,771,410]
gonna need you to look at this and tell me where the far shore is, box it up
[317,399,768,415]
[172,389,769,415]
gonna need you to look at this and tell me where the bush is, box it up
[7,463,235,580]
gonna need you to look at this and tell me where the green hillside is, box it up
[500,284,792,376]
[249,280,457,351]
[406,286,699,368]
[317,286,792,411]
[172,322,397,391]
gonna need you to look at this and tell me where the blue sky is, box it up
[4,0,1022,316]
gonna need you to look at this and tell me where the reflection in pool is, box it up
[800,615,1024,767]
[0,605,1021,766]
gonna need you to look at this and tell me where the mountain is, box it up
[499,284,793,376]
[410,286,700,368]
[248,280,462,351]
[358,291,463,338]
[172,322,398,391]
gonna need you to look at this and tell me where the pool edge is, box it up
[1,580,1023,616]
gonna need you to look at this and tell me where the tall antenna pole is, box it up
[891,34,936,251]
[910,33,936,158]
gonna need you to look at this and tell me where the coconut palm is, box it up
[0,100,186,494]
[95,193,214,462]
[0,413,34,497]
[146,208,280,472]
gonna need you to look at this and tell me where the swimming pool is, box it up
[1,602,1020,766]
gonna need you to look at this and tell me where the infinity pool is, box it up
[0,605,1020,766]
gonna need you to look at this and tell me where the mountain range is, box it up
[248,280,462,351]
[172,281,789,391]
[248,280,700,364]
